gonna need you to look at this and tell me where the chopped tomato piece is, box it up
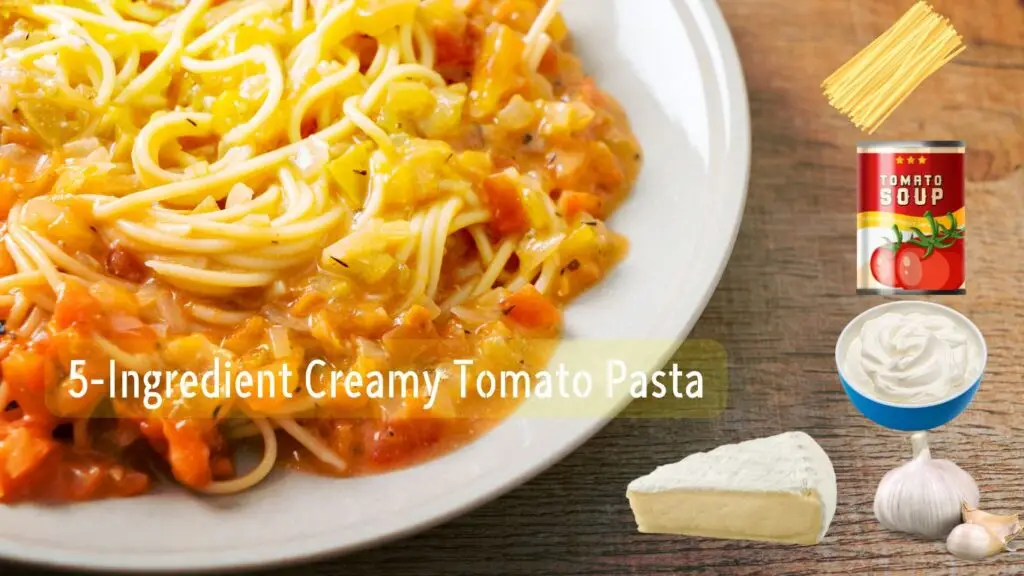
[105,244,147,283]
[2,348,53,419]
[0,423,150,503]
[53,282,102,331]
[222,316,267,355]
[0,425,54,482]
[537,46,559,77]
[382,305,439,364]
[365,417,443,467]
[211,456,235,480]
[500,285,561,330]
[492,0,538,33]
[0,247,16,277]
[482,169,529,235]
[434,26,476,69]
[161,420,213,489]
[588,141,625,187]
[469,23,525,119]
[343,34,379,72]
[0,178,16,220]
[0,144,58,199]
[578,77,606,108]
[558,190,604,219]
[321,303,392,339]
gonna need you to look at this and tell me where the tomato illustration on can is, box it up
[858,141,965,295]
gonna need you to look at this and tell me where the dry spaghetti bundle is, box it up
[822,1,965,133]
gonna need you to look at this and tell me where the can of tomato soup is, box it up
[857,141,965,295]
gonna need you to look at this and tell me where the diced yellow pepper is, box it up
[493,0,538,34]
[379,81,436,133]
[47,206,93,253]
[418,84,467,138]
[327,141,374,208]
[548,13,569,43]
[355,0,419,36]
[390,82,436,114]
[560,222,600,259]
[419,0,461,26]
[569,102,596,131]
[519,178,549,231]
[382,139,453,207]
[539,101,595,137]
[192,196,220,214]
[453,150,493,182]
[538,102,571,137]
[469,23,526,119]
[211,89,256,135]
[347,252,397,284]
[496,94,537,131]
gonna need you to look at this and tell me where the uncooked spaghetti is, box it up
[0,0,642,502]
[822,1,965,133]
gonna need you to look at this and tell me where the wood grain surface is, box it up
[7,1,1024,575]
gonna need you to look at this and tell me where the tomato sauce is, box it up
[857,141,966,295]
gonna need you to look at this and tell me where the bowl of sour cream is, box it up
[835,301,987,431]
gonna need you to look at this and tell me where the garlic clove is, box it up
[873,432,980,539]
[962,503,1023,543]
[947,523,1006,561]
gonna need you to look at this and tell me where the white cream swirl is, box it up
[845,312,980,404]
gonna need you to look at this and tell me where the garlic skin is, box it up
[963,504,1023,542]
[947,523,1005,560]
[874,432,980,539]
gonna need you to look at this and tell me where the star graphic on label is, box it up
[918,156,927,164]
[896,156,904,164]
[907,156,916,165]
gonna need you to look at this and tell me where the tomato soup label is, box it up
[857,141,966,295]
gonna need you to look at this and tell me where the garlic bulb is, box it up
[947,523,1006,560]
[963,504,1023,542]
[874,432,980,539]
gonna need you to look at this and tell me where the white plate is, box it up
[0,0,750,571]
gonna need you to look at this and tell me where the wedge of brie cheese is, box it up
[626,431,836,545]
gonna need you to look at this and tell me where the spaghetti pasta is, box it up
[822,1,965,134]
[0,0,641,502]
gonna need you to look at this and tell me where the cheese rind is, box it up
[626,431,836,545]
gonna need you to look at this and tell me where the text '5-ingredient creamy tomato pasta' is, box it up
[0,0,641,502]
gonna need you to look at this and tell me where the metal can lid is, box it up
[857,140,966,151]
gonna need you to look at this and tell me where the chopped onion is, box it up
[264,307,310,332]
[150,323,169,338]
[109,314,145,333]
[183,161,211,178]
[410,294,442,320]
[516,232,565,276]
[0,65,27,86]
[355,337,385,360]
[266,280,287,299]
[62,137,101,158]
[192,196,220,214]
[268,326,291,359]
[454,261,482,282]
[451,305,500,327]
[225,183,254,208]
[292,137,329,179]
[136,284,161,308]
[157,290,187,334]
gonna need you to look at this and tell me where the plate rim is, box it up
[0,0,751,571]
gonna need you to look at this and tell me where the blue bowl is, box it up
[835,301,987,432]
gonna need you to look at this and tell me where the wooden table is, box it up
[10,1,1024,574]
